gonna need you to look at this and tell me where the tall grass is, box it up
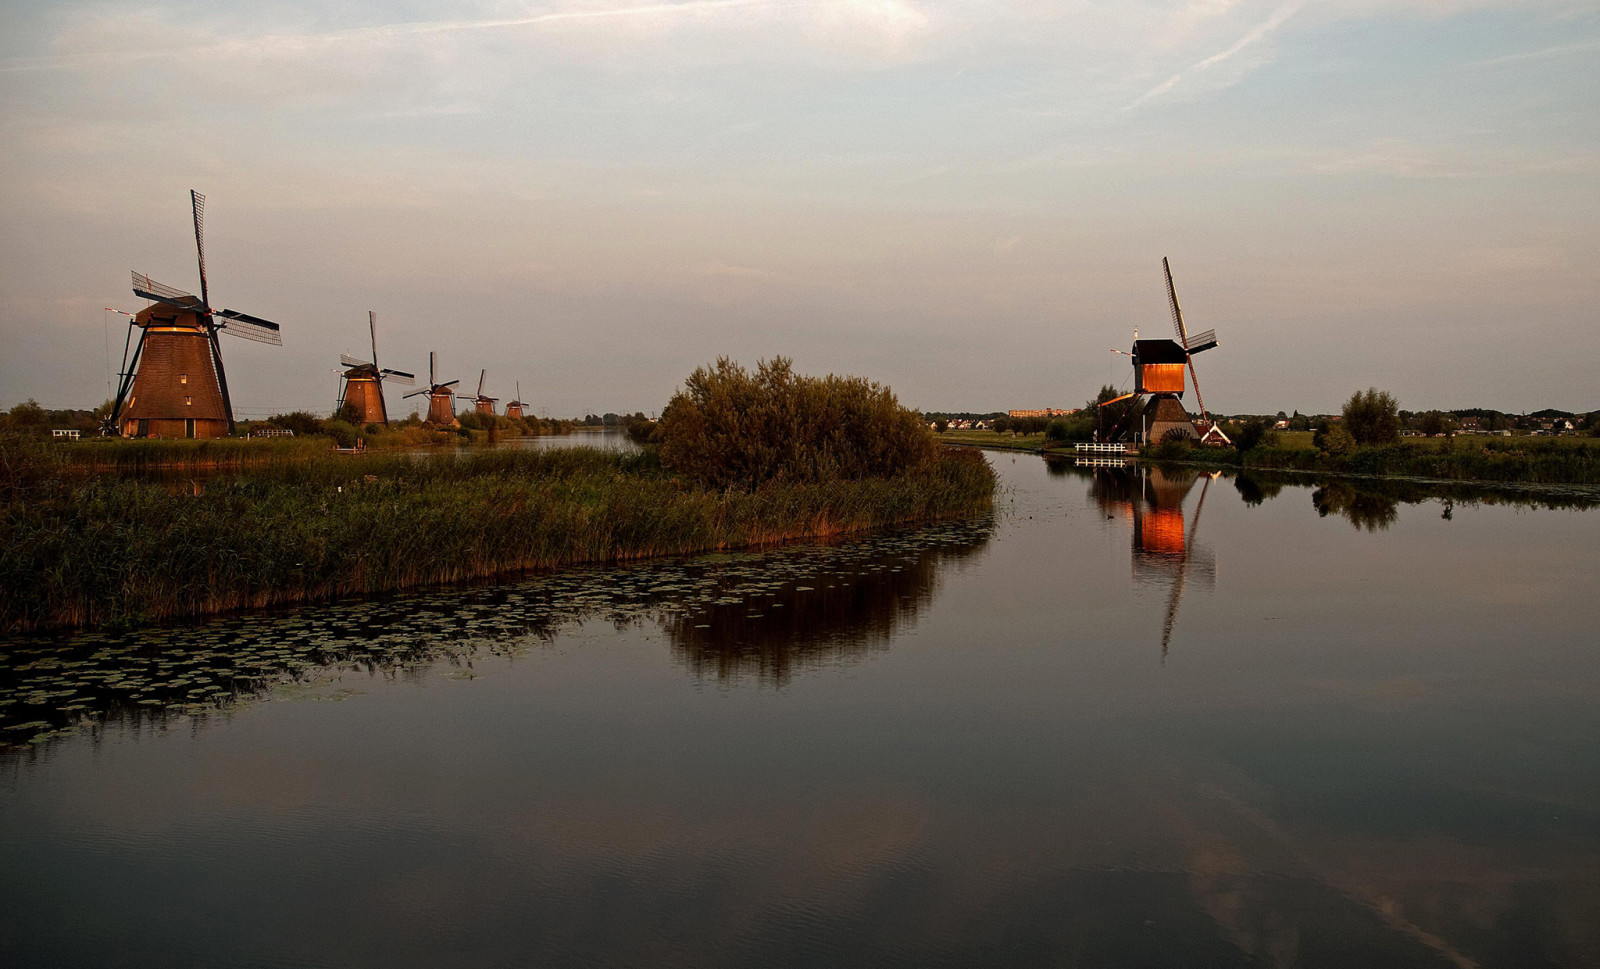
[0,445,995,633]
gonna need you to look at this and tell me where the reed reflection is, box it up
[0,519,993,751]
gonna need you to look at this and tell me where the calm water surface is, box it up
[3,454,1598,968]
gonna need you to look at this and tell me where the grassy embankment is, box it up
[938,427,1600,486]
[938,429,1047,451]
[0,443,996,633]
[1174,434,1600,486]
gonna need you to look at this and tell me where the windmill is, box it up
[338,311,414,425]
[107,190,283,438]
[472,370,498,416]
[504,382,527,421]
[1098,257,1219,444]
[402,352,460,425]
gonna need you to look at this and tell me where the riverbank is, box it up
[0,445,995,634]
[939,428,1600,486]
[1159,436,1600,486]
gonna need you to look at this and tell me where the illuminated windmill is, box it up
[504,382,527,420]
[1099,257,1219,444]
[338,311,414,424]
[107,191,283,438]
[472,370,498,416]
[402,352,460,424]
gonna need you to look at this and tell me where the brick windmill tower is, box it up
[338,311,414,424]
[403,352,460,425]
[472,370,498,416]
[504,382,527,420]
[107,191,283,438]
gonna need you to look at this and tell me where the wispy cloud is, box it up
[1127,1,1302,109]
[1466,38,1600,68]
[1,0,790,73]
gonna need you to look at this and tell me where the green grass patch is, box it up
[0,444,996,633]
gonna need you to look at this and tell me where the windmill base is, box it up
[122,417,229,439]
[1143,396,1198,443]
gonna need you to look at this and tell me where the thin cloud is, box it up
[1467,38,1600,68]
[1127,1,1302,109]
[0,0,789,73]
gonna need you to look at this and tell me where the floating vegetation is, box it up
[0,517,993,752]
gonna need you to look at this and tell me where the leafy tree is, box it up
[5,400,46,427]
[935,419,949,433]
[1418,410,1447,436]
[1234,417,1269,452]
[1341,388,1400,445]
[267,411,325,437]
[656,356,937,490]
[334,400,363,425]
[1314,422,1357,455]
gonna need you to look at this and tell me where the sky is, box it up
[1,0,1596,419]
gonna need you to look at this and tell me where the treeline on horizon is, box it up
[923,403,1599,436]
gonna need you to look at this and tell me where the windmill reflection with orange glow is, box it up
[1090,464,1219,660]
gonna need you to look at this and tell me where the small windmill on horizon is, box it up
[505,382,528,420]
[472,370,498,416]
[338,311,413,425]
[403,352,460,425]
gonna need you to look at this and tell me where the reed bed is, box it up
[0,446,995,633]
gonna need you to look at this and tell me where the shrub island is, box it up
[0,358,996,633]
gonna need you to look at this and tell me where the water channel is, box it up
[2,450,1598,967]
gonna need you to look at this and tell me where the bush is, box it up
[656,356,938,490]
[268,411,325,437]
[323,420,359,449]
[1152,434,1193,461]
[1234,418,1268,452]
[1314,422,1357,455]
[1343,388,1400,445]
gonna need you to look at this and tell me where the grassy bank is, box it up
[0,445,995,633]
[1166,435,1600,485]
[938,429,1047,452]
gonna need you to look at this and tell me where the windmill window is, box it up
[180,373,188,384]
[185,396,192,406]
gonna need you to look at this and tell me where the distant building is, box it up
[1008,408,1078,419]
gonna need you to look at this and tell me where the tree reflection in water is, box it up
[664,527,992,685]
[0,518,993,751]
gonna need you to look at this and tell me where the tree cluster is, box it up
[655,356,938,490]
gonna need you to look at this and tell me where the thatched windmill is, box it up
[402,352,459,425]
[472,370,498,416]
[504,382,527,420]
[338,312,414,424]
[108,191,283,438]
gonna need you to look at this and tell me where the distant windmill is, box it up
[504,382,527,420]
[338,311,414,424]
[107,191,283,438]
[1098,257,1220,444]
[472,369,498,416]
[402,352,460,425]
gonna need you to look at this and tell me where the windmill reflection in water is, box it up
[1090,464,1219,660]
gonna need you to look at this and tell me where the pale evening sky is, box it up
[1,0,1595,419]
